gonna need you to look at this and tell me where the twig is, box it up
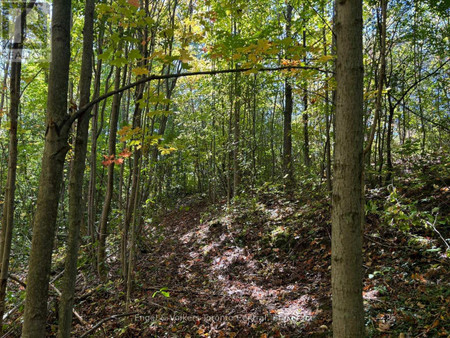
[427,213,450,250]
[80,312,138,338]
[49,284,87,325]
[364,234,417,252]
[142,286,222,297]
[8,274,26,289]
[3,270,65,321]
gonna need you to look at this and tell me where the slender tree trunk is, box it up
[22,0,72,335]
[233,71,241,194]
[378,111,386,184]
[87,30,109,263]
[227,81,233,203]
[283,3,294,186]
[0,1,32,330]
[303,30,310,167]
[58,0,94,335]
[331,0,365,335]
[364,0,387,156]
[323,24,332,193]
[97,66,122,280]
[251,74,257,185]
[385,94,394,183]
[122,90,143,280]
[0,55,10,131]
[271,91,278,179]
[125,158,141,310]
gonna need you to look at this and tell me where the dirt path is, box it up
[130,199,332,337]
[73,193,449,337]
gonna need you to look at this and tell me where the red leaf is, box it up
[102,160,113,166]
[119,148,132,158]
[128,0,139,7]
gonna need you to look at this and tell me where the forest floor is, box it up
[5,156,450,337]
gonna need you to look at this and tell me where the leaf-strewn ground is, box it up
[5,156,450,337]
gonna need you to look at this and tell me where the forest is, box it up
[0,0,448,336]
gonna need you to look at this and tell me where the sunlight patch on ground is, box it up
[211,247,246,271]
[176,214,320,329]
[363,289,380,301]
[273,295,317,324]
[180,223,210,244]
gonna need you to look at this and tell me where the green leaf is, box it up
[129,49,142,60]
[110,57,128,67]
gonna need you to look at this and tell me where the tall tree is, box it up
[58,0,95,335]
[331,0,365,336]
[97,65,122,280]
[364,0,387,159]
[0,0,35,330]
[303,30,310,167]
[21,0,72,335]
[283,3,294,185]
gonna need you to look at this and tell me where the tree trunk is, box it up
[122,90,143,280]
[0,54,10,131]
[233,71,241,194]
[331,0,365,335]
[22,0,72,335]
[87,30,109,264]
[97,66,121,280]
[271,91,278,179]
[283,3,294,186]
[303,30,310,167]
[364,0,387,156]
[323,22,332,193]
[58,0,94,335]
[385,94,394,183]
[0,1,32,330]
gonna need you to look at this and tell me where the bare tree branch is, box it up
[64,65,329,131]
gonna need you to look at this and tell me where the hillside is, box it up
[7,155,447,337]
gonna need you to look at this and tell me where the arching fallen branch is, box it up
[64,65,329,132]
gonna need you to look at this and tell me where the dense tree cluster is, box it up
[0,0,447,336]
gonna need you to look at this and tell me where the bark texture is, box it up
[22,0,72,336]
[331,0,365,336]
[0,0,33,330]
[97,66,121,280]
[283,3,294,185]
[58,0,95,335]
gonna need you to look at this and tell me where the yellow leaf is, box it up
[132,67,149,76]
[244,68,258,75]
[317,55,333,63]
[179,49,193,63]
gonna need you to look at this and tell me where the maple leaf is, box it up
[115,158,124,165]
[316,55,333,63]
[102,154,115,166]
[132,67,149,76]
[102,159,113,166]
[119,148,132,158]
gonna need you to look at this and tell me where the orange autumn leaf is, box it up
[119,148,132,158]
[128,0,139,7]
